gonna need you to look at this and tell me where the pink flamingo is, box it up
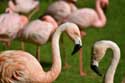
[6,0,39,19]
[46,0,87,76]
[46,0,78,24]
[4,0,39,48]
[0,13,28,47]
[65,0,108,29]
[18,15,58,61]
[63,0,109,76]
[0,22,82,83]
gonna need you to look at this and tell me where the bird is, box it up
[0,22,82,83]
[63,0,109,76]
[5,0,40,49]
[46,0,78,24]
[7,0,39,14]
[45,0,87,76]
[6,0,40,19]
[65,0,109,31]
[91,40,120,83]
[0,13,28,47]
[18,15,58,62]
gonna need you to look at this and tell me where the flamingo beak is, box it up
[71,44,82,55]
[72,37,82,55]
[91,64,102,76]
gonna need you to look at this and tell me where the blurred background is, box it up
[0,0,125,83]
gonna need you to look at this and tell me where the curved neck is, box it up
[104,42,120,83]
[40,26,62,83]
[95,0,106,27]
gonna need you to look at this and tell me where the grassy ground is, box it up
[0,0,125,83]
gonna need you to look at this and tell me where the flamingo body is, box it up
[8,0,39,13]
[46,0,77,23]
[0,13,28,39]
[66,8,98,28]
[21,20,56,45]
[0,50,44,83]
[65,0,108,29]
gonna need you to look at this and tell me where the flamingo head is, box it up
[91,41,108,76]
[62,23,82,55]
[42,15,58,28]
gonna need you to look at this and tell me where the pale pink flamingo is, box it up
[4,0,39,48]
[46,0,78,24]
[0,22,82,83]
[0,13,28,47]
[91,40,120,83]
[6,0,39,19]
[65,0,108,29]
[46,0,87,76]
[63,0,109,76]
[18,15,58,62]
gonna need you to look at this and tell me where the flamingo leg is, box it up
[79,48,86,76]
[79,31,86,76]
[27,5,39,20]
[21,41,25,50]
[36,45,41,62]
[6,40,11,48]
[20,35,25,50]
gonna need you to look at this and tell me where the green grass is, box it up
[0,0,125,83]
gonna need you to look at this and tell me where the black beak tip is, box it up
[71,44,82,56]
[91,64,102,77]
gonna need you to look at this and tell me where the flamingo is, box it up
[18,15,58,62]
[46,0,78,24]
[91,40,120,83]
[62,0,109,76]
[65,0,109,30]
[0,13,28,47]
[6,0,39,19]
[45,0,84,74]
[0,22,82,83]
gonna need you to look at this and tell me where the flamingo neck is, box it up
[104,42,120,83]
[95,0,106,27]
[8,0,17,12]
[44,17,58,29]
[40,25,63,83]
[49,20,58,29]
